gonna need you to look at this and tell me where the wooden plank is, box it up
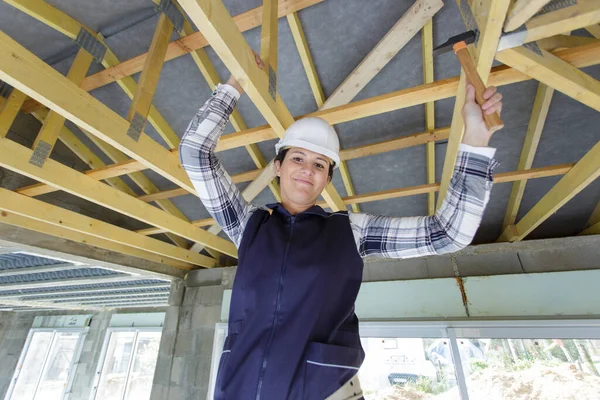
[30,47,94,166]
[437,0,512,210]
[0,89,27,138]
[496,44,600,112]
[501,83,554,231]
[500,0,600,48]
[138,217,214,236]
[178,0,346,211]
[423,19,435,215]
[126,14,173,133]
[504,0,553,32]
[322,0,442,108]
[76,0,322,93]
[581,220,600,236]
[0,189,212,268]
[0,137,237,257]
[586,201,600,228]
[287,12,325,106]
[537,34,598,52]
[0,31,195,194]
[498,142,600,242]
[260,0,278,74]
[588,24,600,39]
[31,108,138,197]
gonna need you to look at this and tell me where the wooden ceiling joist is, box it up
[178,0,346,211]
[30,47,94,167]
[588,24,600,39]
[498,141,600,242]
[496,44,600,112]
[499,0,600,49]
[0,31,196,194]
[0,136,237,258]
[437,0,512,210]
[501,83,554,232]
[0,188,208,269]
[0,88,27,138]
[503,0,553,32]
[422,19,435,216]
[261,0,278,77]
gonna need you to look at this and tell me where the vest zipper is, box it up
[255,215,296,400]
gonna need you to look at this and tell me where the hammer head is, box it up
[433,30,478,57]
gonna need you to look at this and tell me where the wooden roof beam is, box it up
[0,136,237,258]
[437,0,512,210]
[0,188,212,269]
[498,141,600,242]
[178,0,346,211]
[0,89,27,138]
[500,83,554,232]
[504,0,553,32]
[422,19,436,215]
[495,44,600,112]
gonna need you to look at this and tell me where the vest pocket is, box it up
[304,342,363,399]
[214,333,239,399]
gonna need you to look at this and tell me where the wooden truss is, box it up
[0,0,599,278]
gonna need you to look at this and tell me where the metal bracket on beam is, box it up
[126,112,146,142]
[155,0,185,34]
[29,140,52,167]
[74,28,108,64]
[268,66,277,101]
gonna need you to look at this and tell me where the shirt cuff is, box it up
[218,83,241,101]
[459,143,496,159]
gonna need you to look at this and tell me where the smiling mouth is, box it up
[293,178,313,186]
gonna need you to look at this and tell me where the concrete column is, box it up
[150,279,224,400]
[0,312,36,399]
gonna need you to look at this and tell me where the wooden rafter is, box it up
[496,44,600,112]
[437,0,512,210]
[537,34,599,52]
[422,19,435,215]
[501,83,554,231]
[126,13,173,135]
[0,89,27,138]
[30,47,93,166]
[2,0,224,252]
[583,201,600,234]
[287,11,361,212]
[588,24,600,39]
[500,0,600,47]
[19,41,599,191]
[261,0,278,76]
[178,0,346,211]
[498,142,600,242]
[0,188,210,268]
[0,31,196,193]
[0,136,237,258]
[504,0,553,32]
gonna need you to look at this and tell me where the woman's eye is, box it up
[293,157,303,162]
[315,163,324,169]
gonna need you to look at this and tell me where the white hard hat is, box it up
[275,117,340,168]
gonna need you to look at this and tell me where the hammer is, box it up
[434,31,504,133]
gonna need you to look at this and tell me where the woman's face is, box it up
[274,147,332,207]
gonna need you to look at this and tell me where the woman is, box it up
[179,53,502,400]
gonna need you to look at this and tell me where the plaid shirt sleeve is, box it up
[179,84,257,248]
[349,150,498,259]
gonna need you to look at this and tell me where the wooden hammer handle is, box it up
[453,42,504,133]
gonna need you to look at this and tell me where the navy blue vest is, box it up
[214,203,365,399]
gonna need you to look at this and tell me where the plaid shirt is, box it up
[180,84,498,259]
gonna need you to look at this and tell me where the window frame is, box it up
[5,327,87,400]
[89,327,162,400]
[209,319,600,400]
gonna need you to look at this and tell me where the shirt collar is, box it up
[266,203,329,218]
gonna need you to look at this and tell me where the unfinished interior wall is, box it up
[150,281,224,400]
[0,311,35,398]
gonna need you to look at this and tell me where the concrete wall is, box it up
[150,282,223,400]
[0,309,158,400]
[0,311,35,398]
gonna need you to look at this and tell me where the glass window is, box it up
[360,337,460,399]
[94,329,162,400]
[7,330,83,400]
[458,337,600,400]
